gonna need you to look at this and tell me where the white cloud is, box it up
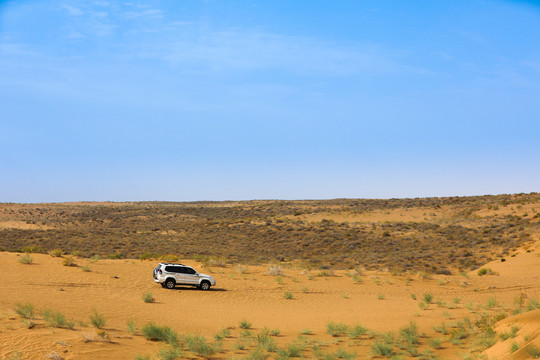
[63,4,84,16]
[136,30,407,78]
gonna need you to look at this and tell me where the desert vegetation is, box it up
[1,193,539,272]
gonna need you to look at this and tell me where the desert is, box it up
[1,194,540,359]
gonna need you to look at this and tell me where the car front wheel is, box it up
[199,281,211,291]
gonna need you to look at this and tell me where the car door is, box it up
[183,266,199,285]
[173,266,192,285]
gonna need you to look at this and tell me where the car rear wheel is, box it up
[165,278,176,289]
[200,281,211,291]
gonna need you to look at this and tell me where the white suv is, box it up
[153,263,216,290]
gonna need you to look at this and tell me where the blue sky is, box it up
[1,0,539,202]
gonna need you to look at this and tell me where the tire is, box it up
[165,278,176,289]
[199,281,211,291]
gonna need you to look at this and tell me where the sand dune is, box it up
[0,237,539,359]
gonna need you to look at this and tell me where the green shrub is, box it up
[423,292,433,303]
[370,341,393,357]
[240,319,252,329]
[49,249,63,257]
[21,245,44,253]
[283,342,304,357]
[255,333,277,352]
[18,253,33,265]
[62,256,77,267]
[142,323,178,345]
[139,251,158,261]
[71,250,83,257]
[334,348,356,360]
[135,355,151,360]
[284,290,294,299]
[182,334,216,357]
[108,252,124,259]
[510,341,519,353]
[82,265,91,272]
[15,302,35,319]
[428,337,443,349]
[327,322,349,337]
[300,329,312,335]
[143,292,155,303]
[400,321,419,345]
[156,346,182,360]
[42,309,74,329]
[527,345,540,358]
[477,268,495,276]
[347,324,367,339]
[127,318,136,335]
[89,308,106,329]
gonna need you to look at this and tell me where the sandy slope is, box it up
[1,241,540,359]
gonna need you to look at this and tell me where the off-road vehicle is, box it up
[153,263,216,290]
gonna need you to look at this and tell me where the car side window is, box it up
[185,267,196,274]
[165,266,181,273]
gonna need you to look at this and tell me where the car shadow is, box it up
[167,286,227,292]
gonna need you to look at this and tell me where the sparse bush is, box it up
[81,265,91,272]
[317,269,335,277]
[21,245,44,253]
[15,302,35,319]
[283,342,304,357]
[239,319,252,329]
[143,292,155,303]
[135,355,151,360]
[527,345,540,358]
[18,253,33,264]
[89,254,100,263]
[477,268,496,276]
[156,346,182,360]
[49,249,63,257]
[71,250,83,257]
[327,322,348,337]
[108,252,124,259]
[139,251,158,261]
[284,290,294,300]
[45,351,62,360]
[370,341,393,357]
[235,264,249,274]
[89,308,106,329]
[255,333,277,352]
[127,318,136,335]
[266,265,283,276]
[207,256,228,267]
[423,292,433,303]
[510,341,519,353]
[42,309,74,329]
[300,329,312,335]
[142,323,178,345]
[428,337,443,349]
[399,321,419,345]
[214,327,231,340]
[182,334,216,358]
[347,324,367,339]
[62,256,77,267]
